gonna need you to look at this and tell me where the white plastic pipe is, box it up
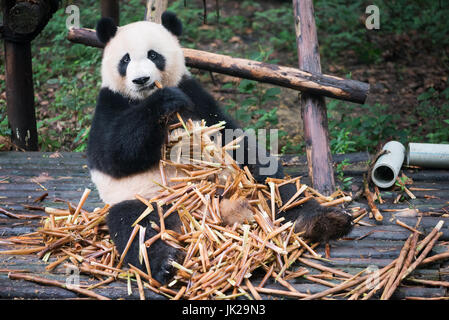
[371,141,406,189]
[407,143,449,168]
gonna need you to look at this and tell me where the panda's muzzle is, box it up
[132,77,150,85]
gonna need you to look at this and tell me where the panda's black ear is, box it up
[161,11,182,37]
[96,17,118,44]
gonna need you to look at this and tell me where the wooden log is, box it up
[101,0,120,25]
[5,0,42,34]
[293,0,335,195]
[2,0,59,42]
[66,27,369,104]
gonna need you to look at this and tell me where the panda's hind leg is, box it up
[289,199,354,243]
[277,183,353,243]
[107,200,183,284]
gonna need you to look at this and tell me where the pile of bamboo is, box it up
[116,117,353,299]
[2,118,448,300]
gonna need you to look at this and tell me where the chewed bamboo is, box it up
[3,117,446,301]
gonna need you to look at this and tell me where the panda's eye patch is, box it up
[118,53,130,77]
[147,50,166,71]
[148,50,158,60]
[121,53,130,64]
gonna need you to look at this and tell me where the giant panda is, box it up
[87,11,353,284]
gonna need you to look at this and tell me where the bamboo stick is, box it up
[8,273,110,300]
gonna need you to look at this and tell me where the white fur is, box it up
[91,166,179,206]
[101,21,188,100]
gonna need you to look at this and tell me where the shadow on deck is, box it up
[1,151,448,299]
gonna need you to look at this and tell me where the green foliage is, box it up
[1,0,448,154]
[336,158,353,190]
[314,0,449,64]
[326,84,449,154]
[281,140,305,155]
[331,129,356,154]
[378,0,449,46]
[327,100,409,153]
[224,79,281,131]
[410,87,449,144]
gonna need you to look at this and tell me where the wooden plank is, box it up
[1,152,449,299]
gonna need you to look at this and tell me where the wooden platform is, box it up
[1,151,449,300]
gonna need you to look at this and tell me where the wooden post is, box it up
[3,0,38,151]
[145,0,168,23]
[4,40,38,151]
[293,0,335,195]
[2,0,59,151]
[101,0,120,25]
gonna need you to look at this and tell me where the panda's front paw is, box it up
[159,87,193,116]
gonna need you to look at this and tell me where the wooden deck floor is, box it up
[1,151,449,299]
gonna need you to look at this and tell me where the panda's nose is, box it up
[132,77,150,85]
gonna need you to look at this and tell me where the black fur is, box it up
[96,17,117,44]
[148,50,166,71]
[176,76,238,129]
[118,53,130,77]
[161,11,183,36]
[277,183,353,242]
[107,200,183,284]
[87,87,193,178]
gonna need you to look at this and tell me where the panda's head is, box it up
[96,11,187,100]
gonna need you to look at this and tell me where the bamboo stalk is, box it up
[420,251,449,265]
[320,196,352,207]
[396,219,423,235]
[381,233,413,299]
[254,287,310,299]
[71,188,91,223]
[364,178,383,221]
[45,255,69,272]
[381,231,420,300]
[37,235,72,259]
[8,273,110,300]
[117,225,140,269]
[133,270,146,300]
[245,279,262,300]
[0,247,47,255]
[297,258,352,279]
[302,263,394,300]
[408,278,449,288]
